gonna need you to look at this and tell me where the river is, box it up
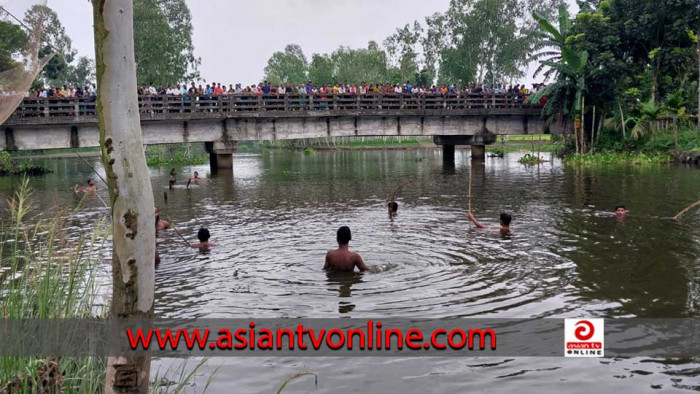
[1,149,698,392]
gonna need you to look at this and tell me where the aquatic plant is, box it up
[564,152,673,165]
[518,153,547,165]
[276,372,318,393]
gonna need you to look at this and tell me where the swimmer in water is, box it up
[187,171,200,189]
[614,205,629,218]
[468,211,512,233]
[387,181,411,220]
[191,227,215,251]
[388,201,399,218]
[74,179,97,196]
[324,226,369,272]
[155,208,170,232]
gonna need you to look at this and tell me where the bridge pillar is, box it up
[205,141,237,173]
[471,145,486,161]
[442,144,455,165]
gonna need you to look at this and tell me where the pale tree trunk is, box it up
[580,95,586,154]
[591,105,596,150]
[619,102,627,138]
[93,1,156,393]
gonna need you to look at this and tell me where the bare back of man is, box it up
[325,248,367,272]
[324,226,369,272]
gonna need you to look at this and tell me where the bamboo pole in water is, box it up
[672,201,700,222]
[468,163,473,230]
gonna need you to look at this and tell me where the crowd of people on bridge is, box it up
[9,81,545,101]
[24,84,98,100]
[138,81,544,99]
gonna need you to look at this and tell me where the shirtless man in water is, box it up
[155,208,170,232]
[191,228,215,251]
[468,212,512,233]
[74,179,97,195]
[324,226,369,272]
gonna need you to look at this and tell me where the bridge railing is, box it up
[8,93,540,121]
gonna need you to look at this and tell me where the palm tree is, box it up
[664,89,688,149]
[626,99,664,140]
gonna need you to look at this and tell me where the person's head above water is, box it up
[87,179,95,187]
[197,228,210,242]
[337,226,352,245]
[388,201,398,213]
[193,171,199,178]
[615,205,628,216]
[500,212,512,227]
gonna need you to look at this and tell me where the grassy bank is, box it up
[0,179,212,393]
[0,179,107,392]
[0,152,52,176]
[145,144,208,166]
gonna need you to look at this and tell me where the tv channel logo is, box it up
[565,319,604,357]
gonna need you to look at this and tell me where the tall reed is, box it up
[0,177,108,392]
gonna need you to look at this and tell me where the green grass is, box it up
[506,134,552,141]
[333,138,421,147]
[564,152,673,165]
[145,145,208,166]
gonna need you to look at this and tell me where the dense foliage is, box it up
[0,19,27,72]
[263,0,560,86]
[530,0,700,154]
[133,0,200,86]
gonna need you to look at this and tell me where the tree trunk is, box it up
[580,95,586,154]
[591,105,596,150]
[94,1,156,393]
[673,114,679,150]
[619,102,627,138]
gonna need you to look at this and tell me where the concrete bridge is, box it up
[2,93,554,171]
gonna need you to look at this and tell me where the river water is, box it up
[1,150,699,392]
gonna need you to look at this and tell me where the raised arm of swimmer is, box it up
[468,211,512,232]
[468,212,486,229]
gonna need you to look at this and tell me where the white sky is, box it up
[2,0,577,85]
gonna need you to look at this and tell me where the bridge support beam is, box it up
[205,141,237,173]
[471,145,486,161]
[442,144,455,165]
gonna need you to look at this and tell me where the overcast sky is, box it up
[2,0,577,85]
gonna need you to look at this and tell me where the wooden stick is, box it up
[166,215,193,247]
[74,151,107,185]
[468,163,473,230]
[672,200,700,222]
[389,181,412,202]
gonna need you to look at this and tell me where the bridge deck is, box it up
[5,93,542,126]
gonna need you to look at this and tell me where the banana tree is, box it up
[529,4,589,153]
